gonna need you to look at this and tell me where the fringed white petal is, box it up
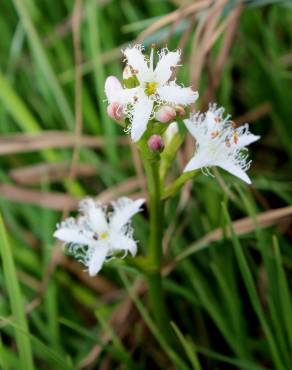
[217,160,252,184]
[110,197,145,232]
[118,87,139,105]
[183,152,208,173]
[88,242,109,276]
[123,46,149,83]
[237,133,260,149]
[205,110,218,132]
[54,227,90,245]
[157,85,198,105]
[184,118,199,139]
[108,233,138,256]
[79,198,108,234]
[155,50,181,85]
[131,97,153,142]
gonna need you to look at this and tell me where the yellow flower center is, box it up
[99,232,108,240]
[145,81,158,96]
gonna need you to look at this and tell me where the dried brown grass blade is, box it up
[173,205,292,264]
[0,178,144,210]
[190,0,227,89]
[201,3,243,104]
[0,132,128,155]
[137,0,212,42]
[235,102,272,126]
[94,177,145,204]
[10,162,96,185]
[0,184,79,210]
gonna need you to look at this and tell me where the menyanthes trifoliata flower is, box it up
[105,44,198,142]
[54,197,145,276]
[183,104,260,184]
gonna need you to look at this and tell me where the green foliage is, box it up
[0,0,291,369]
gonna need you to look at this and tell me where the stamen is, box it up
[145,81,158,96]
[99,232,108,240]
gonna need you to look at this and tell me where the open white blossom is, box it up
[105,45,198,142]
[54,197,145,276]
[184,104,260,184]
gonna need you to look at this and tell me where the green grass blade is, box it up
[86,0,118,165]
[171,322,202,370]
[0,334,9,370]
[95,311,137,370]
[273,236,292,359]
[119,272,190,370]
[12,0,74,129]
[222,203,285,370]
[0,316,75,370]
[0,213,34,370]
[195,345,269,370]
[0,70,40,133]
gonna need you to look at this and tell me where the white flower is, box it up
[105,45,198,142]
[54,197,145,276]
[183,104,260,184]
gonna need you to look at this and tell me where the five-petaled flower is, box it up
[54,197,145,276]
[105,45,198,142]
[183,104,260,184]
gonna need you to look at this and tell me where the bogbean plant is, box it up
[54,45,259,341]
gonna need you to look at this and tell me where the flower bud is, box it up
[148,135,164,152]
[155,106,176,123]
[164,122,179,144]
[107,102,124,121]
[175,105,185,117]
[105,76,122,102]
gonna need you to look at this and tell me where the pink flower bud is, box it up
[155,106,176,123]
[105,76,122,102]
[107,102,124,121]
[175,105,185,117]
[148,135,164,152]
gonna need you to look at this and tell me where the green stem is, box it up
[143,158,173,341]
[162,170,199,200]
[146,160,162,265]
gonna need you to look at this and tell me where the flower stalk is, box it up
[142,156,174,342]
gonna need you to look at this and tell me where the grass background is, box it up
[0,0,292,369]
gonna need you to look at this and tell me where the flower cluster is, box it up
[105,45,259,184]
[105,45,198,141]
[54,45,260,277]
[54,197,145,276]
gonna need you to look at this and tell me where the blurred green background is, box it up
[0,0,292,369]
